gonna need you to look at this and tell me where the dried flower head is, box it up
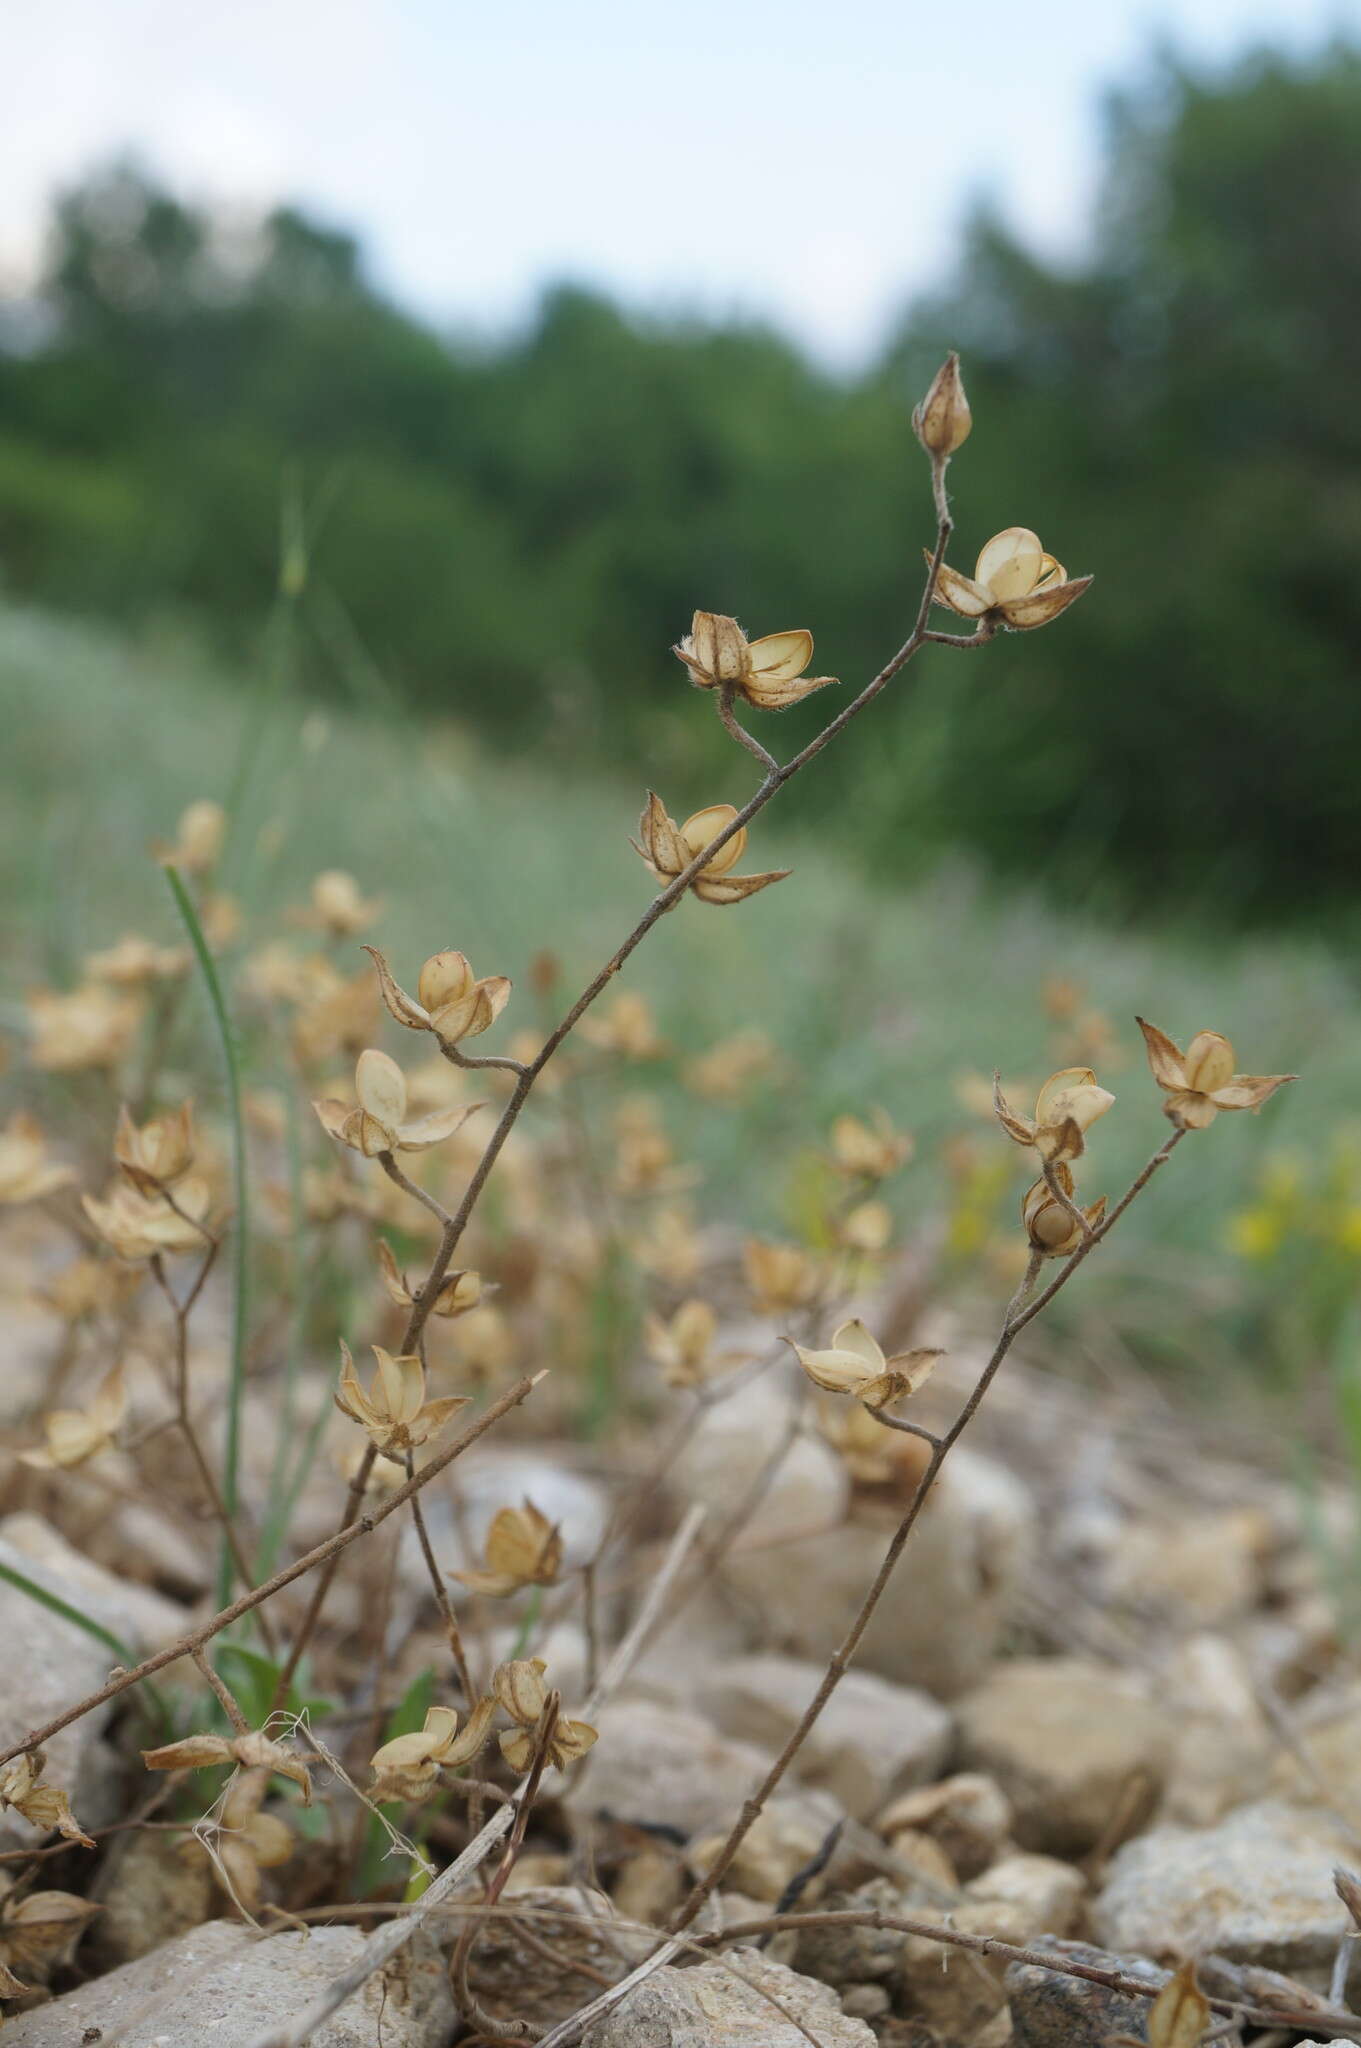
[375,1238,481,1317]
[313,1048,481,1156]
[114,1101,196,1196]
[819,1399,901,1486]
[452,1302,515,1384]
[683,1030,779,1102]
[40,1255,141,1322]
[141,1730,312,1803]
[838,1199,894,1254]
[674,612,837,712]
[334,1341,469,1454]
[913,352,972,457]
[644,1298,719,1388]
[743,1238,819,1314]
[829,1111,913,1180]
[0,1753,93,1848]
[581,991,667,1059]
[27,984,142,1073]
[291,965,380,1066]
[1136,1019,1295,1131]
[993,1067,1114,1165]
[931,528,1091,631]
[209,1767,293,1914]
[634,795,789,906]
[492,1659,598,1773]
[21,1362,127,1472]
[84,933,190,985]
[83,1177,213,1260]
[452,1500,563,1598]
[1021,1165,1106,1256]
[0,1112,75,1206]
[0,1888,99,1979]
[369,1699,497,1803]
[309,869,381,937]
[155,799,226,875]
[790,1319,941,1408]
[366,947,512,1047]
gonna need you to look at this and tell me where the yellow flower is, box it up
[673,611,837,712]
[367,947,512,1047]
[0,1112,75,1206]
[375,1238,481,1318]
[369,1700,498,1803]
[21,1363,127,1472]
[790,1319,940,1408]
[913,351,972,457]
[931,528,1091,631]
[1021,1166,1106,1257]
[1136,1019,1295,1132]
[27,985,142,1073]
[633,795,789,906]
[451,1500,563,1598]
[313,1048,481,1156]
[334,1341,469,1454]
[309,869,381,937]
[993,1067,1115,1165]
[1226,1208,1285,1261]
[83,1178,213,1261]
[113,1101,196,1197]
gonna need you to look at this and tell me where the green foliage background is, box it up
[2,41,1359,921]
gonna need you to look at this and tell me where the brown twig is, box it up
[0,1373,544,1771]
[666,1127,1188,1935]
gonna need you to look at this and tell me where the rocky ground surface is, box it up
[3,1216,1360,2048]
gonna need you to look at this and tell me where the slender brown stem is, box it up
[716,684,779,774]
[376,1153,455,1232]
[149,1250,275,1652]
[193,1647,250,1733]
[1040,1157,1096,1242]
[0,1374,544,1772]
[865,1408,941,1448]
[402,1447,478,1706]
[667,1128,1186,1933]
[451,1693,561,2037]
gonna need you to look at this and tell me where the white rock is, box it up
[713,1435,1034,1697]
[3,1920,454,2047]
[957,1656,1170,1856]
[698,1654,952,1817]
[0,1511,188,1650]
[671,1379,849,1548]
[580,1948,876,2046]
[0,1523,138,1848]
[966,1851,1086,1936]
[1095,1799,1355,1978]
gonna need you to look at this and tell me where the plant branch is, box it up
[0,1374,544,1771]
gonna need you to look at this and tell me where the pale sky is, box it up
[5,0,1357,363]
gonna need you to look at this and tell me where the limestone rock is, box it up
[956,1657,1170,1857]
[698,1655,952,1817]
[878,1772,1014,1880]
[1095,1799,1355,1978]
[580,1948,877,2046]
[966,1852,1085,1937]
[716,1437,1035,1697]
[87,1829,216,1968]
[4,1920,454,2047]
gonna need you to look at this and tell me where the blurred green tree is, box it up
[0,42,1358,920]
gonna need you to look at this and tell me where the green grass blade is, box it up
[0,1561,170,1731]
[164,863,250,1611]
